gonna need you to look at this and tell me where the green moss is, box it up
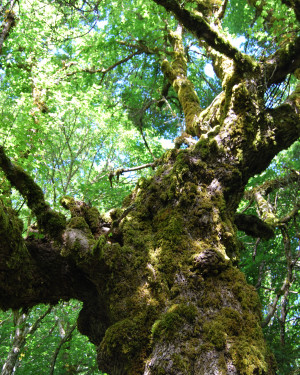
[209,138,219,154]
[156,210,184,242]
[178,182,198,207]
[38,209,66,239]
[151,303,197,341]
[109,207,123,221]
[194,134,209,158]
[91,235,106,258]
[68,216,90,231]
[200,268,269,373]
[0,205,23,236]
[263,213,278,226]
[99,314,151,374]
[60,196,75,210]
[203,320,226,350]
[161,148,178,163]
[207,125,220,137]
[202,304,268,371]
[170,353,191,372]
[230,340,267,375]
[218,354,227,375]
[100,317,142,358]
[85,207,100,232]
[199,291,222,309]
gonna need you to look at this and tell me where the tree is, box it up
[0,0,299,374]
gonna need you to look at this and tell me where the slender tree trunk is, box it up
[1,307,52,375]
[1,311,27,375]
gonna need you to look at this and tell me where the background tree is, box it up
[0,0,299,374]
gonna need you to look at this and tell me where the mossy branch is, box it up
[245,83,300,177]
[242,170,300,231]
[161,24,203,136]
[234,213,275,240]
[245,170,300,198]
[0,146,66,239]
[152,0,256,73]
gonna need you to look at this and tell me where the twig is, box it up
[108,163,156,187]
[49,322,77,375]
[65,51,142,83]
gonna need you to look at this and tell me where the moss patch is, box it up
[151,303,197,341]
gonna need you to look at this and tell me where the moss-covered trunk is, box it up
[89,137,274,374]
[71,62,298,373]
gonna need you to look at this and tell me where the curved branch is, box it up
[152,0,256,73]
[108,162,156,187]
[245,82,300,177]
[0,146,66,239]
[265,36,300,85]
[65,51,143,83]
[280,204,300,223]
[245,170,300,197]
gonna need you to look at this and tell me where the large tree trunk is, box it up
[0,1,299,374]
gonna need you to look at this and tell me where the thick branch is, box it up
[234,213,275,239]
[244,170,300,227]
[280,204,300,223]
[0,146,66,239]
[0,227,100,311]
[245,82,300,177]
[265,36,300,85]
[245,170,300,197]
[152,0,256,72]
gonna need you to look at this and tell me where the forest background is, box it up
[0,0,299,374]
